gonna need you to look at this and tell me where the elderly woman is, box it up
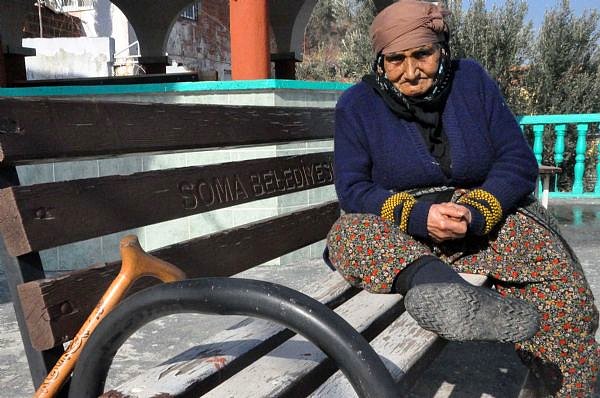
[325,0,599,396]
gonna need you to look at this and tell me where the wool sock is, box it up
[393,255,467,295]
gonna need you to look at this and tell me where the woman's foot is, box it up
[404,282,540,342]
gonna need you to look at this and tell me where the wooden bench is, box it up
[536,165,562,208]
[0,96,486,397]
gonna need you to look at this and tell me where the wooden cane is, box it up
[34,235,187,397]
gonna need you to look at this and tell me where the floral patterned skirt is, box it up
[326,197,599,397]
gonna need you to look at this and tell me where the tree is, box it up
[298,0,600,116]
[443,0,533,113]
[521,1,600,190]
[298,0,600,190]
[297,0,375,81]
[524,0,600,114]
[337,0,375,80]
[297,0,343,81]
[303,0,340,50]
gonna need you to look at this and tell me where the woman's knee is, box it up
[326,213,431,293]
[327,213,423,261]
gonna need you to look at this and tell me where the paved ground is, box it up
[1,200,599,397]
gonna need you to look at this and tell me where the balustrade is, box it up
[518,114,600,199]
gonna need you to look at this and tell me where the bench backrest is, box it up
[0,97,338,367]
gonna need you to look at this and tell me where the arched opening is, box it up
[165,1,231,80]
[2,0,388,84]
[8,0,233,81]
[270,0,392,82]
[15,0,141,80]
[295,0,381,82]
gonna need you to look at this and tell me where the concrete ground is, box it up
[1,200,599,397]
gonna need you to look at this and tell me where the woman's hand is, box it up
[427,203,472,242]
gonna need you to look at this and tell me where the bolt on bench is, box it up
[0,96,486,397]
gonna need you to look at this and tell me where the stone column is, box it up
[229,0,269,80]
[3,52,28,84]
[138,56,168,74]
[271,52,299,80]
[0,40,6,87]
[0,0,36,85]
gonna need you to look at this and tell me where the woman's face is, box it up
[383,43,441,97]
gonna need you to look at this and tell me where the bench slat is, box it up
[0,98,334,164]
[202,290,403,398]
[310,273,490,397]
[0,152,333,256]
[104,271,354,397]
[310,312,441,397]
[17,201,340,351]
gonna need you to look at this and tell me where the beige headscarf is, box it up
[370,0,449,55]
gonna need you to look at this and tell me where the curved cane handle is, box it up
[119,235,186,283]
[34,235,186,397]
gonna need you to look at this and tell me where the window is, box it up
[180,3,199,21]
[55,0,96,12]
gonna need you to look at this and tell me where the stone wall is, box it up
[22,4,85,39]
[23,37,114,80]
[166,1,231,79]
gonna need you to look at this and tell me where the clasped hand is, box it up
[427,203,472,242]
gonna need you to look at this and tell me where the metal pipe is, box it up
[37,1,43,38]
[69,277,398,398]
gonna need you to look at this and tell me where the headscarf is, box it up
[370,0,449,55]
[364,0,453,111]
[363,0,454,177]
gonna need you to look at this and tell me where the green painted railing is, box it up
[517,114,600,199]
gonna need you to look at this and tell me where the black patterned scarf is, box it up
[363,43,453,125]
[362,44,454,177]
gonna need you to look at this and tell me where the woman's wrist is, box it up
[456,189,502,235]
[380,192,433,239]
[460,204,486,235]
[381,192,417,232]
[406,201,434,239]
